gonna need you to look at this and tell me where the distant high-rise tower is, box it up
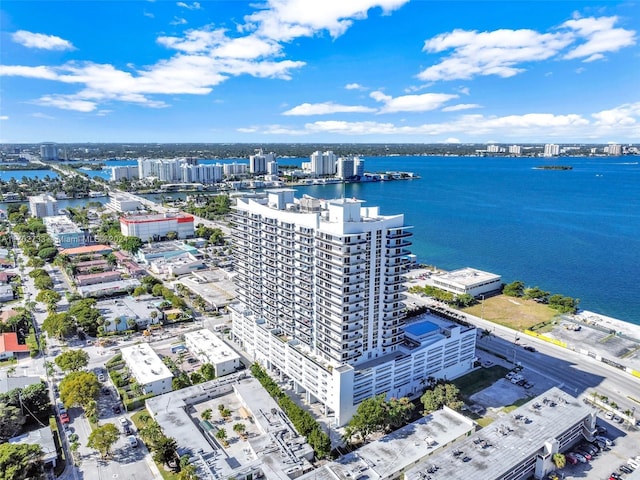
[310,151,337,176]
[509,145,522,155]
[543,144,560,157]
[40,143,59,161]
[249,149,276,175]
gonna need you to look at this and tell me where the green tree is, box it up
[42,312,76,339]
[120,236,143,255]
[165,231,178,240]
[232,423,246,437]
[59,371,100,409]
[199,363,216,381]
[152,435,178,466]
[548,294,579,314]
[343,394,387,444]
[37,247,58,262]
[454,293,476,308]
[443,384,464,410]
[172,372,192,390]
[420,385,446,414]
[503,281,524,297]
[177,463,198,480]
[307,428,331,459]
[55,349,89,372]
[190,372,205,384]
[523,286,550,301]
[18,383,51,423]
[87,423,120,458]
[215,427,227,444]
[201,409,212,421]
[35,289,61,312]
[0,404,25,442]
[33,275,54,291]
[385,396,415,429]
[552,452,566,469]
[0,443,43,480]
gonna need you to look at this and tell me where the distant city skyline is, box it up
[1,1,639,144]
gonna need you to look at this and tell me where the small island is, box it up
[534,165,573,170]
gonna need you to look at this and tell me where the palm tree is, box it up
[233,423,246,439]
[215,428,227,446]
[201,409,212,421]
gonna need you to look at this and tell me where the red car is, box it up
[60,413,70,424]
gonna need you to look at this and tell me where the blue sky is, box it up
[1,0,638,144]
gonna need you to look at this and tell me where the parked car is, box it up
[579,443,597,456]
[523,346,536,352]
[123,425,132,435]
[619,465,633,474]
[127,435,138,448]
[506,371,517,380]
[596,425,608,434]
[613,415,623,423]
[565,453,578,465]
[605,411,614,419]
[98,374,106,382]
[628,458,640,469]
[112,405,121,414]
[572,452,587,463]
[60,413,70,424]
[119,417,128,426]
[575,449,592,461]
[596,435,613,446]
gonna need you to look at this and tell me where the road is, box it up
[408,293,640,423]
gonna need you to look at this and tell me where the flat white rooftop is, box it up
[185,329,241,364]
[433,267,500,287]
[405,387,594,479]
[121,343,173,386]
[299,407,475,480]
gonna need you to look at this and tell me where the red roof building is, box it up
[0,332,30,360]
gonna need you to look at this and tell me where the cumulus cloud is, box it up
[12,30,74,50]
[419,28,572,81]
[282,102,376,115]
[170,17,188,25]
[345,83,365,90]
[442,103,481,112]
[562,16,636,61]
[418,15,636,81]
[2,0,407,112]
[0,116,8,120]
[370,90,458,113]
[247,105,640,140]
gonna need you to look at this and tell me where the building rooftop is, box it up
[405,387,594,479]
[0,332,30,355]
[185,329,241,364]
[77,278,141,296]
[299,408,476,480]
[43,215,84,234]
[146,374,313,480]
[9,427,57,465]
[404,321,440,338]
[120,212,194,223]
[433,267,500,287]
[75,271,121,282]
[59,244,112,256]
[0,372,42,394]
[121,343,173,386]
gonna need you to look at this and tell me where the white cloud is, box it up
[2,0,409,112]
[31,112,55,119]
[458,87,470,96]
[419,28,572,81]
[177,2,201,10]
[418,16,636,81]
[345,83,365,90]
[592,102,640,126]
[170,17,188,25]
[444,137,460,143]
[562,16,636,61]
[442,103,481,112]
[144,11,155,19]
[11,30,75,50]
[370,90,458,113]
[282,102,376,115]
[35,95,97,112]
[0,116,8,120]
[243,0,409,41]
[248,106,640,141]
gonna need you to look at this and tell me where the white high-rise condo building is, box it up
[309,151,337,176]
[605,144,622,155]
[40,143,59,161]
[509,145,522,155]
[249,149,276,174]
[29,194,59,218]
[543,144,560,157]
[336,156,356,179]
[230,190,476,425]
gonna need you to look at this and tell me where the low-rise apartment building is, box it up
[184,329,241,377]
[121,343,173,396]
[431,267,502,297]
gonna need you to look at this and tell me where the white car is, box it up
[127,435,138,448]
[119,417,128,426]
[595,435,613,446]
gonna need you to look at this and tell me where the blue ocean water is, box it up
[0,169,59,181]
[6,156,638,325]
[295,156,640,326]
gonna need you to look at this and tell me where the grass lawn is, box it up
[463,294,559,331]
[452,365,510,400]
